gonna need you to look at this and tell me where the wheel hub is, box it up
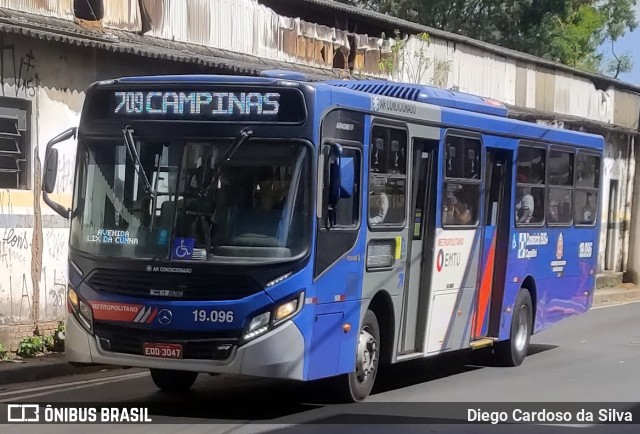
[356,327,377,383]
[514,304,529,352]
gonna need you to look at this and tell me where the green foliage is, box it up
[378,30,451,85]
[0,342,8,360]
[43,335,55,352]
[17,336,44,358]
[336,0,638,77]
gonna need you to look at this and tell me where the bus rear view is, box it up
[42,74,319,394]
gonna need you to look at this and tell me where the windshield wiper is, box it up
[122,126,154,194]
[224,128,253,162]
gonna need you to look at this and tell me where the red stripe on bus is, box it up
[474,235,496,337]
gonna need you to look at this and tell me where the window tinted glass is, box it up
[445,136,481,179]
[548,149,574,186]
[442,182,480,226]
[576,154,600,189]
[517,147,545,184]
[574,190,597,225]
[515,185,545,224]
[547,188,573,224]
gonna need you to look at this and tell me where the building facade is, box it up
[0,0,638,349]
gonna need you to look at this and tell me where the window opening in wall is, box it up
[0,103,30,190]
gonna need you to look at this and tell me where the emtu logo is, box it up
[436,249,444,272]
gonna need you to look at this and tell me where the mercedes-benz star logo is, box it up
[158,309,173,325]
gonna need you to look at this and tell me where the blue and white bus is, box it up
[43,71,603,401]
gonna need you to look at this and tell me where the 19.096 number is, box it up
[192,309,234,323]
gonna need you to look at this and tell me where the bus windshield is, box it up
[69,137,311,263]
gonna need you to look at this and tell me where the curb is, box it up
[0,354,123,386]
[593,285,640,307]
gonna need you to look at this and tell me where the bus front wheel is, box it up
[493,288,532,367]
[150,369,198,393]
[334,309,380,402]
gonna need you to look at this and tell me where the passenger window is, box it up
[442,135,481,227]
[442,183,480,226]
[546,149,574,225]
[369,126,407,226]
[548,149,574,186]
[576,154,600,189]
[516,146,545,184]
[574,191,597,225]
[547,188,573,224]
[516,145,545,225]
[574,153,600,226]
[445,136,481,179]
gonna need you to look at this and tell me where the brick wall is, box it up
[0,321,62,353]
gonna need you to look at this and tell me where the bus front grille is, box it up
[87,269,260,301]
[94,323,238,361]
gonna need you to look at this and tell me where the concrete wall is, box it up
[598,133,634,275]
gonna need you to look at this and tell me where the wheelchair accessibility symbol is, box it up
[172,238,195,260]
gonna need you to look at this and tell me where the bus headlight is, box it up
[242,292,304,343]
[274,298,299,324]
[78,300,94,331]
[244,312,270,340]
[68,286,79,310]
[68,285,93,334]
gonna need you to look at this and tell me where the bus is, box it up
[42,71,603,402]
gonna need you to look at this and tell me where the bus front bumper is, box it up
[65,314,305,380]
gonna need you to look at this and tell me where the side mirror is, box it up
[42,127,77,219]
[43,148,59,194]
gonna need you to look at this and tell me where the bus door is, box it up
[399,138,439,354]
[473,147,512,340]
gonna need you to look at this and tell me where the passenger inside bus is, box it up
[369,176,389,224]
[442,191,473,225]
[515,187,535,223]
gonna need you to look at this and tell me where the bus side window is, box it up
[546,148,574,225]
[369,126,407,226]
[515,145,545,225]
[574,153,600,225]
[442,135,481,226]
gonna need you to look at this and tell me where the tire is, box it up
[493,288,533,367]
[150,369,198,393]
[333,309,381,402]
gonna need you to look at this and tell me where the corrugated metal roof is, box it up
[264,0,640,95]
[507,104,640,136]
[0,7,338,80]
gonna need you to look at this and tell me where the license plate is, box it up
[142,342,183,359]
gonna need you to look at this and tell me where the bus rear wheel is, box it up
[150,369,198,393]
[493,288,532,367]
[333,309,380,402]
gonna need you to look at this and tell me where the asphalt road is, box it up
[0,301,639,433]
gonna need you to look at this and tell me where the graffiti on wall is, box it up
[0,35,39,97]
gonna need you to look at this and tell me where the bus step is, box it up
[469,338,496,350]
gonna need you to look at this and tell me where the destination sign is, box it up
[89,87,307,123]
[114,91,280,116]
